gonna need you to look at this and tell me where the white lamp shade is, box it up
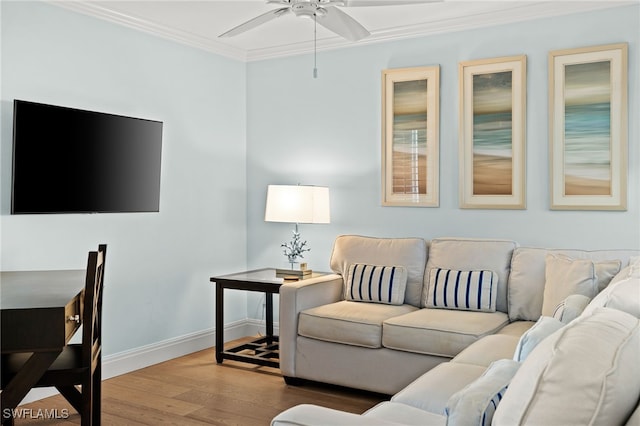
[265,185,330,224]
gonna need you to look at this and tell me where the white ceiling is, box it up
[52,1,633,61]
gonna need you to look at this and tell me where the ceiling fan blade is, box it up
[317,6,370,41]
[341,0,442,6]
[219,7,291,38]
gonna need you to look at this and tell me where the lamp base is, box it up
[275,268,312,277]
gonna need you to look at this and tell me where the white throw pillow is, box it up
[512,316,564,362]
[345,264,407,305]
[445,359,520,426]
[595,259,622,292]
[494,308,640,426]
[541,254,597,317]
[552,294,591,324]
[582,275,640,319]
[425,268,497,313]
[630,256,640,278]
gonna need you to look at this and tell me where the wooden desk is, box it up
[1,270,85,423]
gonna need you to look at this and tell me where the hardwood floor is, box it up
[13,344,387,425]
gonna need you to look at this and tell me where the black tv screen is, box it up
[11,100,163,214]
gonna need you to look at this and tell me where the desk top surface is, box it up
[1,270,85,310]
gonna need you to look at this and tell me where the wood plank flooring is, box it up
[13,342,387,425]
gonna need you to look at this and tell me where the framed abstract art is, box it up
[458,55,527,209]
[382,66,440,207]
[549,43,628,210]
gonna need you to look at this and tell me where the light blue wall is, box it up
[2,2,638,355]
[1,2,248,355]
[247,4,640,281]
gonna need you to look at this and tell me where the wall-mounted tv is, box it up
[11,100,163,214]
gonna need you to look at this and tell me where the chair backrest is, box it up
[82,244,106,370]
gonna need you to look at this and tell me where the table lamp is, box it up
[265,184,330,272]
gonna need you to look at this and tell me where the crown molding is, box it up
[49,1,635,63]
[50,1,248,61]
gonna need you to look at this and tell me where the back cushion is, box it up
[541,254,597,317]
[582,275,640,319]
[508,248,638,322]
[330,235,427,307]
[423,238,517,313]
[493,308,640,426]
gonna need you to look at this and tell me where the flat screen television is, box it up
[11,100,163,214]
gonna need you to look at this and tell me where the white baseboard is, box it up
[19,319,279,405]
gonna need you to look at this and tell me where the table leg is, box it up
[215,283,224,363]
[265,293,274,344]
[1,350,61,424]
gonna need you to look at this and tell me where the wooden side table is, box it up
[210,268,327,368]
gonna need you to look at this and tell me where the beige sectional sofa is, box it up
[273,235,640,425]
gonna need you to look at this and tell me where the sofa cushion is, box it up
[512,316,564,362]
[631,256,640,277]
[271,404,404,426]
[452,334,520,367]
[425,268,497,312]
[330,235,428,307]
[493,308,640,426]
[445,359,520,426]
[495,320,535,337]
[541,254,597,317]
[582,275,640,319]
[552,294,591,324]
[298,300,417,348]
[610,257,640,289]
[626,404,640,426]
[382,308,509,357]
[508,247,637,322]
[392,362,486,415]
[595,259,623,291]
[345,264,407,305]
[423,238,517,313]
[364,402,446,426]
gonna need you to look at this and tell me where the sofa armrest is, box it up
[271,404,401,426]
[279,274,343,377]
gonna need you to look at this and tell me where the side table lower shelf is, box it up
[220,335,279,368]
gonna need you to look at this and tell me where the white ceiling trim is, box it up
[51,1,634,62]
[51,1,248,60]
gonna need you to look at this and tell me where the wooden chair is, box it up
[1,244,106,425]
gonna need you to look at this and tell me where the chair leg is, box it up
[56,385,82,413]
[81,375,93,426]
[92,361,101,425]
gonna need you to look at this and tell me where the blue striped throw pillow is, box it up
[445,359,519,426]
[346,264,407,305]
[426,268,497,312]
[481,386,506,426]
[446,389,506,425]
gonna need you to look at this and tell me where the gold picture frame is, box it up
[382,66,440,207]
[549,43,628,210]
[459,55,526,209]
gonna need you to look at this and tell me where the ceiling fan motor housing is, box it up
[292,2,327,18]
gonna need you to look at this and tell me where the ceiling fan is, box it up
[219,0,443,42]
